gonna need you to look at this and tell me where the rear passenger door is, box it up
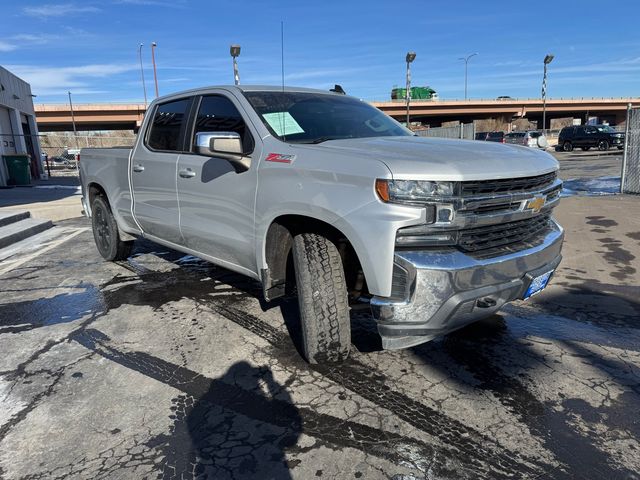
[132,97,193,244]
[176,93,261,275]
[573,126,587,147]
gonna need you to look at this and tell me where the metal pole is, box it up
[459,53,477,100]
[68,91,78,146]
[151,42,159,97]
[542,63,547,133]
[621,103,632,193]
[405,60,411,127]
[68,91,80,175]
[138,43,148,107]
[464,60,468,100]
[233,57,240,85]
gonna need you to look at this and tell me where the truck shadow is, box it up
[74,329,301,479]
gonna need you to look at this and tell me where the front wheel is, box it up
[91,195,133,261]
[292,233,351,364]
[597,140,609,151]
[563,141,573,152]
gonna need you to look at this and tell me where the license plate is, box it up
[524,270,554,299]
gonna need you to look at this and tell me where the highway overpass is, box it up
[34,97,638,132]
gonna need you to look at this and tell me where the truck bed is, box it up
[80,147,137,233]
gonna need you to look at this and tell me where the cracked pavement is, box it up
[1,192,639,479]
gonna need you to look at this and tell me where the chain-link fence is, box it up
[38,133,136,177]
[621,106,640,194]
[415,123,475,140]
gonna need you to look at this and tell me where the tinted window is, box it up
[244,91,410,143]
[192,95,253,153]
[488,132,504,139]
[147,98,190,151]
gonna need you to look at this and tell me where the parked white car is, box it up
[505,131,548,149]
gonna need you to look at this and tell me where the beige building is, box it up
[0,66,42,186]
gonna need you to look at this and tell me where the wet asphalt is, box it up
[1,154,639,479]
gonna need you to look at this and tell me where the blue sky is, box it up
[1,0,639,104]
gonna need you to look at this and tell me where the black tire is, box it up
[562,141,573,152]
[581,147,591,151]
[617,146,624,150]
[91,195,133,261]
[597,140,609,151]
[292,233,350,364]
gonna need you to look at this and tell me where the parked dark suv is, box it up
[558,125,625,152]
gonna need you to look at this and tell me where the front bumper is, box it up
[370,219,564,349]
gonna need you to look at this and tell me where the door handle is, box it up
[133,164,145,172]
[179,168,196,179]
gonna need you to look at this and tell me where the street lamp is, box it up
[542,53,554,132]
[458,52,478,100]
[151,42,159,97]
[138,43,148,107]
[230,44,241,85]
[405,51,416,127]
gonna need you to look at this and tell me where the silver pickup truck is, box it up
[80,85,564,364]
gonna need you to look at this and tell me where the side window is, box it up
[192,95,254,154]
[147,98,191,151]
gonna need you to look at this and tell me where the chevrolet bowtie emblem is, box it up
[526,196,546,213]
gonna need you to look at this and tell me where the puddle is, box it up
[562,176,620,197]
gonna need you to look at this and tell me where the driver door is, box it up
[176,93,260,274]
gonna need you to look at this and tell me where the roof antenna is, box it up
[281,20,286,140]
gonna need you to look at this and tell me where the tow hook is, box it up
[476,297,497,309]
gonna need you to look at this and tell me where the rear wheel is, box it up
[91,195,133,261]
[597,140,610,151]
[292,233,351,364]
[563,141,573,152]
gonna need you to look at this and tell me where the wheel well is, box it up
[262,215,367,302]
[88,183,108,210]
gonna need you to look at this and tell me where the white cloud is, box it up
[115,0,186,6]
[5,63,138,96]
[11,34,59,44]
[23,3,100,18]
[0,41,17,52]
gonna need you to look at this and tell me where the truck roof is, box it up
[152,85,345,103]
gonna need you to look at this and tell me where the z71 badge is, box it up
[265,153,296,164]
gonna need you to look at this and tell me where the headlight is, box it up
[375,179,455,203]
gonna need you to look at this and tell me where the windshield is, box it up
[243,91,412,143]
[596,125,616,133]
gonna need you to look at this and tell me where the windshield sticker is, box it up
[262,112,305,137]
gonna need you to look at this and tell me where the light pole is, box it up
[405,51,416,127]
[230,44,241,85]
[151,41,159,97]
[138,43,147,107]
[458,52,478,100]
[542,53,554,132]
[68,91,80,174]
[68,91,77,144]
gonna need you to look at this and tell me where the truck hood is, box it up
[314,136,558,181]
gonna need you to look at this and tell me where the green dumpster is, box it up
[3,155,31,186]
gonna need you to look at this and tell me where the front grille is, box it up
[461,172,557,196]
[458,213,551,252]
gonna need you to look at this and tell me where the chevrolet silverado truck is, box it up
[80,86,564,364]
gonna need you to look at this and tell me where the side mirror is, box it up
[195,131,249,172]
